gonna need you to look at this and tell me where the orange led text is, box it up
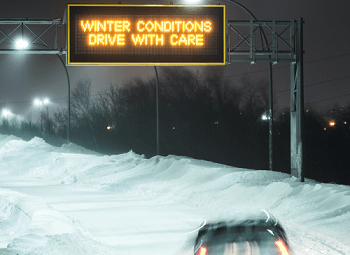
[89,34,125,46]
[81,20,131,32]
[80,19,213,47]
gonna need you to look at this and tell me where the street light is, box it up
[261,114,269,121]
[15,39,29,49]
[183,0,275,171]
[14,39,71,144]
[1,109,11,118]
[1,109,12,131]
[34,98,49,136]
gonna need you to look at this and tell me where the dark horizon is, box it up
[1,0,350,119]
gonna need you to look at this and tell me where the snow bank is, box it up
[0,188,75,252]
[1,134,350,254]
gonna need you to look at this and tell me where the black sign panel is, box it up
[67,4,226,65]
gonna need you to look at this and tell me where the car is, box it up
[193,211,291,255]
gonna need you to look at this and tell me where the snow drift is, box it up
[0,134,350,254]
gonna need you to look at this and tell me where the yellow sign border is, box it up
[67,4,226,66]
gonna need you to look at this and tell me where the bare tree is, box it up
[71,80,98,150]
[239,76,268,115]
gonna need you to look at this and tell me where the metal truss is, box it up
[0,18,66,54]
[227,19,297,64]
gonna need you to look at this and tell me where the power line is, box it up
[2,74,350,106]
[276,90,350,112]
[305,93,350,106]
[274,75,350,94]
[223,53,350,79]
[307,21,350,30]
[305,53,350,64]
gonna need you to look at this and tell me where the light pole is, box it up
[34,98,49,136]
[184,0,274,171]
[14,40,71,144]
[154,66,160,155]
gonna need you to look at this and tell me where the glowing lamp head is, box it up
[329,121,335,126]
[261,114,268,121]
[2,109,11,117]
[43,99,50,105]
[185,0,201,3]
[15,39,29,49]
[34,99,42,106]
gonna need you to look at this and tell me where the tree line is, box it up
[1,67,349,185]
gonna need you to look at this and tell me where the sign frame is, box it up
[67,4,226,66]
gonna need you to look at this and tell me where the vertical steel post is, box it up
[47,105,49,134]
[297,17,304,182]
[54,23,57,49]
[64,13,70,144]
[269,62,273,171]
[40,104,43,136]
[154,66,160,155]
[269,21,275,171]
[290,18,304,181]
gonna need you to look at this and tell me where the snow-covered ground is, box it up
[0,134,350,255]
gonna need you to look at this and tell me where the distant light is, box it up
[282,112,284,115]
[261,114,269,121]
[15,39,29,49]
[34,99,42,106]
[324,128,327,131]
[107,126,112,130]
[329,121,335,126]
[345,122,347,125]
[34,98,50,106]
[306,109,309,112]
[2,109,11,117]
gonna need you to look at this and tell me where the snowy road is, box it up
[1,183,198,255]
[1,135,350,254]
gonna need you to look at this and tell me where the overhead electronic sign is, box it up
[67,4,226,65]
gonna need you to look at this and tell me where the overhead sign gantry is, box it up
[67,4,226,65]
[0,4,304,181]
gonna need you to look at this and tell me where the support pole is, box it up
[56,55,70,144]
[40,105,43,136]
[290,18,304,181]
[226,0,274,171]
[154,66,160,155]
[297,17,304,182]
[268,62,273,171]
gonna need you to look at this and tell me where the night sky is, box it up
[1,0,350,120]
